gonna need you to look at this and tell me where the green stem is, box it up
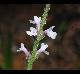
[27,40,39,70]
[27,4,51,70]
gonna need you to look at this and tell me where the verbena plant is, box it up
[17,4,57,70]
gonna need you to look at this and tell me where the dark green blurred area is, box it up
[0,4,80,70]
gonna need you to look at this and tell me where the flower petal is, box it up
[29,16,41,31]
[34,16,41,30]
[17,43,30,58]
[34,16,41,25]
[36,43,48,55]
[26,27,37,36]
[29,20,35,24]
[44,26,57,39]
[44,51,49,55]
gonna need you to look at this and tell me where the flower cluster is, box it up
[17,42,48,59]
[26,16,57,39]
[17,16,57,59]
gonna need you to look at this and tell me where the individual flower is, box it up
[44,26,57,39]
[36,43,49,56]
[17,43,31,59]
[29,16,41,30]
[26,27,37,36]
[34,16,41,25]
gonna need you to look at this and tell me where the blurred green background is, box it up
[0,4,80,70]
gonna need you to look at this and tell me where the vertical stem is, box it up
[27,40,39,70]
[27,4,51,70]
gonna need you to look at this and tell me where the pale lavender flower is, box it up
[36,43,49,56]
[34,16,41,25]
[44,26,57,39]
[17,43,31,59]
[29,16,41,30]
[26,27,37,36]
